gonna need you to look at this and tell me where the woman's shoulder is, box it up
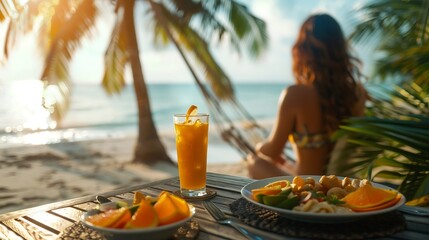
[282,84,317,99]
[279,84,318,108]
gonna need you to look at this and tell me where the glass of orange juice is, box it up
[174,111,209,197]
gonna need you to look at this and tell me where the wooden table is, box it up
[0,172,428,240]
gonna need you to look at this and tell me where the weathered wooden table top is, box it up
[0,172,428,240]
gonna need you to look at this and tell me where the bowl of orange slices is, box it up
[81,191,195,240]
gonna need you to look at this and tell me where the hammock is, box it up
[162,25,291,160]
[193,80,294,161]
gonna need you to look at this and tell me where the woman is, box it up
[247,14,368,179]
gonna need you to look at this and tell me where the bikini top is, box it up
[288,126,331,148]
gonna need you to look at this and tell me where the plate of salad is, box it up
[241,175,405,223]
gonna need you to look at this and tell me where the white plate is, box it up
[81,199,195,240]
[241,176,405,223]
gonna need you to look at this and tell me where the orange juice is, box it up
[174,114,209,197]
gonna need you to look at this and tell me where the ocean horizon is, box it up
[1,80,286,163]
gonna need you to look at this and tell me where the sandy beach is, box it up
[0,135,249,215]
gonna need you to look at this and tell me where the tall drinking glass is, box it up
[174,114,209,197]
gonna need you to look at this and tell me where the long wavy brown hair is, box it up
[292,14,362,133]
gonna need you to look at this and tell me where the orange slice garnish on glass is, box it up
[185,104,198,122]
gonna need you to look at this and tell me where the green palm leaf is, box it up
[148,0,234,100]
[400,173,429,200]
[168,0,268,58]
[332,114,429,200]
[148,0,267,100]
[331,81,429,200]
[228,0,268,57]
[350,0,429,87]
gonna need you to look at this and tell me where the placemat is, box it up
[58,220,199,240]
[229,198,406,240]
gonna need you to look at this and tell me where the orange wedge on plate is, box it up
[125,199,158,229]
[251,185,282,200]
[111,209,131,228]
[265,180,290,189]
[352,194,402,212]
[341,184,398,211]
[154,192,190,226]
[133,191,146,205]
[86,207,129,228]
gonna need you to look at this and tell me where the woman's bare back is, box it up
[247,83,367,178]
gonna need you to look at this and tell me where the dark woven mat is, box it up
[230,198,406,240]
[58,220,199,240]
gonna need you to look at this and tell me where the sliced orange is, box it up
[154,193,190,226]
[111,209,131,228]
[352,194,402,212]
[251,185,282,200]
[133,191,146,205]
[341,184,398,210]
[185,105,198,123]
[264,180,290,189]
[169,194,191,219]
[186,105,198,117]
[125,200,158,229]
[86,208,129,228]
[292,176,305,188]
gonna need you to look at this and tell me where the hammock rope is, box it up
[194,79,295,161]
[194,79,270,158]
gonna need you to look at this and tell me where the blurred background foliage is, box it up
[330,0,429,200]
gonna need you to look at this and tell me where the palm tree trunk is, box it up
[122,0,173,165]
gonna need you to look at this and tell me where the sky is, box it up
[0,0,374,85]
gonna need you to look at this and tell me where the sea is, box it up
[0,80,286,163]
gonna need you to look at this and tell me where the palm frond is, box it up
[101,7,128,95]
[164,0,268,58]
[350,0,429,87]
[41,0,98,123]
[0,0,20,22]
[38,0,72,55]
[367,82,429,117]
[375,45,429,87]
[227,0,268,57]
[350,0,424,45]
[331,114,429,200]
[148,0,234,100]
[166,0,241,54]
[400,173,429,200]
[203,0,268,58]
[2,0,41,60]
